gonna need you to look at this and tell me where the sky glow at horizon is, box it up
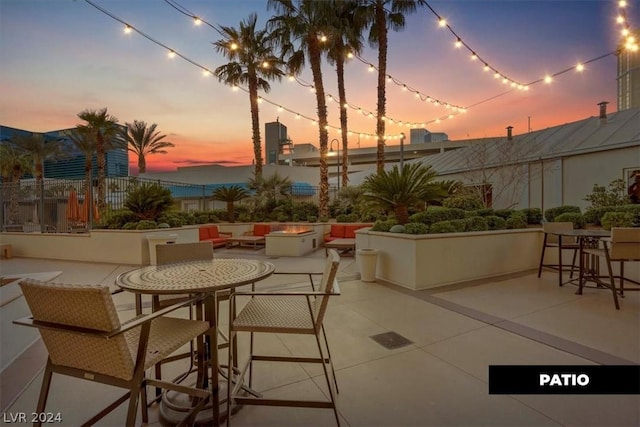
[1,0,637,174]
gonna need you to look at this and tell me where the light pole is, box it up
[399,132,406,170]
[330,138,340,191]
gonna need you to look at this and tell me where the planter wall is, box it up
[355,228,544,290]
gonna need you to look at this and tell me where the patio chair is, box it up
[226,249,341,426]
[14,278,212,427]
[537,222,580,279]
[582,227,640,310]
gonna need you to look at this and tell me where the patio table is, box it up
[115,258,275,426]
[550,229,611,294]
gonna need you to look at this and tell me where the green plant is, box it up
[102,209,139,229]
[212,185,250,223]
[554,212,586,229]
[409,207,466,226]
[429,221,459,234]
[601,212,634,230]
[371,219,397,232]
[544,205,581,222]
[493,209,515,220]
[336,213,358,223]
[307,215,318,223]
[520,208,542,224]
[157,212,186,228]
[505,216,528,229]
[585,204,640,226]
[486,215,507,230]
[442,194,483,211]
[583,179,630,208]
[124,182,173,221]
[463,216,489,232]
[135,220,158,230]
[403,222,428,234]
[362,163,444,225]
[291,201,318,221]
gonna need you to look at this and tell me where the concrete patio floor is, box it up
[1,246,639,426]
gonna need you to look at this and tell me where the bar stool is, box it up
[538,222,580,279]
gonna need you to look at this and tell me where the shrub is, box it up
[371,219,397,232]
[292,201,318,221]
[442,194,483,211]
[494,209,515,219]
[404,222,428,234]
[554,212,586,229]
[601,212,634,230]
[583,179,629,208]
[409,207,466,225]
[336,213,358,223]
[614,204,640,226]
[103,209,139,229]
[520,208,542,224]
[505,216,528,229]
[429,221,458,234]
[307,215,318,223]
[486,215,507,230]
[124,182,173,221]
[468,208,495,217]
[463,216,489,232]
[122,221,138,230]
[157,212,186,228]
[544,205,581,222]
[210,209,228,221]
[136,220,158,230]
[389,224,405,233]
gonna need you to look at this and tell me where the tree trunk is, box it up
[248,72,263,178]
[227,201,235,223]
[138,155,146,174]
[309,37,330,219]
[394,204,409,225]
[96,132,106,216]
[336,47,349,187]
[375,0,387,173]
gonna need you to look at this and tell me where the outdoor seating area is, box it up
[2,242,639,426]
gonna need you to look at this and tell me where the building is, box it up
[264,120,293,165]
[617,30,640,111]
[409,128,448,144]
[0,125,129,179]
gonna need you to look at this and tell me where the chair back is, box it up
[313,249,340,331]
[19,278,135,380]
[609,228,640,260]
[156,242,213,265]
[543,222,574,244]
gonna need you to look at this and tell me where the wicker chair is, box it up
[226,249,341,426]
[583,228,640,309]
[537,222,580,279]
[14,278,212,427]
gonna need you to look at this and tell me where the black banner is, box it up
[489,365,640,394]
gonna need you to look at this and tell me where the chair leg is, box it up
[603,249,620,310]
[619,262,625,296]
[314,331,340,426]
[537,235,548,277]
[569,248,578,279]
[34,359,54,427]
[321,326,339,394]
[125,385,140,427]
[140,377,149,424]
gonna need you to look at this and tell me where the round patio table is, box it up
[116,258,275,426]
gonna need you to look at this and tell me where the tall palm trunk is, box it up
[248,73,263,178]
[308,36,330,218]
[137,155,146,174]
[394,204,409,225]
[226,201,235,223]
[84,158,92,200]
[335,40,349,187]
[9,173,21,223]
[95,133,106,214]
[375,0,387,173]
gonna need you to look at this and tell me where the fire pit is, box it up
[265,225,317,256]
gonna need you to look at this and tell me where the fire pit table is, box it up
[265,226,318,257]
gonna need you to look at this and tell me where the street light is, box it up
[330,138,340,191]
[400,132,406,170]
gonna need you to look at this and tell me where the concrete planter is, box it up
[355,228,544,290]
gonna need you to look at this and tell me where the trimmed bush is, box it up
[336,213,358,223]
[371,219,397,232]
[614,204,640,226]
[486,215,507,230]
[601,212,634,230]
[494,209,515,219]
[463,216,489,232]
[210,209,228,221]
[307,215,318,223]
[136,220,158,230]
[520,208,542,224]
[404,222,428,234]
[469,208,495,217]
[505,216,527,229]
[554,212,586,229]
[157,213,186,228]
[442,194,483,211]
[389,224,405,233]
[429,221,458,234]
[544,205,581,222]
[584,204,640,226]
[409,207,466,225]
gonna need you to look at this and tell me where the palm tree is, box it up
[122,120,174,174]
[77,107,121,215]
[361,163,440,224]
[9,133,62,184]
[0,144,32,224]
[359,0,425,173]
[212,185,250,223]
[248,171,292,217]
[326,0,363,187]
[213,13,286,179]
[68,127,97,194]
[267,0,332,218]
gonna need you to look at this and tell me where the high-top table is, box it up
[115,258,275,426]
[550,229,611,294]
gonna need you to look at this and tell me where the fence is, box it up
[0,177,333,233]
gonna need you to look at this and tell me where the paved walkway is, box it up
[1,248,638,426]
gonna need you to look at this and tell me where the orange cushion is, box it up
[209,226,220,238]
[344,225,364,238]
[199,227,210,241]
[254,224,271,237]
[331,224,346,238]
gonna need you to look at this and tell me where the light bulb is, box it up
[193,17,202,26]
[576,63,584,72]
[438,18,447,27]
[544,75,553,84]
[124,25,132,34]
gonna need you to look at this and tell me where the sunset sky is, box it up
[1,0,636,174]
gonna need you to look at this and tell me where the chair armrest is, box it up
[14,293,208,339]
